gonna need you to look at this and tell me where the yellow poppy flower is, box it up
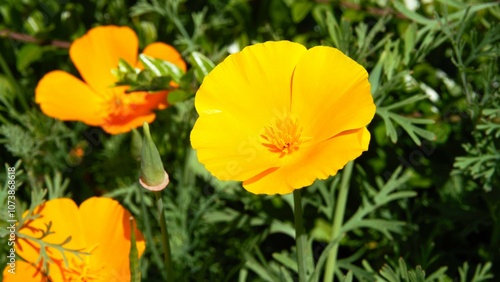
[190,41,376,195]
[35,25,186,134]
[2,197,145,281]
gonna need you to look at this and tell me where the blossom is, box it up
[35,25,186,134]
[190,41,376,195]
[2,197,145,281]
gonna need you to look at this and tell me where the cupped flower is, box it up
[2,197,145,281]
[190,41,376,195]
[35,25,187,134]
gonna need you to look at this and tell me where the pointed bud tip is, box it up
[143,122,151,136]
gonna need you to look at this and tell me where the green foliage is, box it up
[458,262,494,282]
[377,257,447,282]
[1,0,499,281]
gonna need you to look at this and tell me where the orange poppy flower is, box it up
[190,41,376,195]
[2,197,145,281]
[35,25,186,134]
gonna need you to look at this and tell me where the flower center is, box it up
[105,88,143,119]
[64,246,103,281]
[261,113,303,157]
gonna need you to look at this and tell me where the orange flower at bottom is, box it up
[35,26,186,134]
[2,197,145,282]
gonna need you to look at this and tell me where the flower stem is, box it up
[155,191,174,282]
[323,161,354,282]
[293,189,307,282]
[139,187,165,279]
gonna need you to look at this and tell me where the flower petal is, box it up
[139,42,187,71]
[291,46,376,142]
[191,112,281,181]
[99,87,165,134]
[79,197,145,280]
[191,41,307,180]
[17,199,85,275]
[194,41,306,133]
[3,261,46,282]
[102,113,156,134]
[70,26,138,93]
[35,71,108,125]
[243,128,371,194]
[3,260,68,282]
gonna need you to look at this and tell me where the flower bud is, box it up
[139,122,169,191]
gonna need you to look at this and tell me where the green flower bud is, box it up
[139,122,169,191]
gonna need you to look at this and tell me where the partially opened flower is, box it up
[36,25,186,134]
[2,197,145,281]
[190,41,376,195]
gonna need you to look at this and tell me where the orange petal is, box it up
[79,197,145,280]
[17,199,85,261]
[243,128,371,194]
[35,71,107,126]
[102,113,156,134]
[70,26,138,93]
[99,87,165,134]
[16,198,86,281]
[3,261,45,282]
[2,260,68,282]
[139,42,187,72]
[291,46,376,143]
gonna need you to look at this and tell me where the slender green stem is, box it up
[293,189,307,282]
[155,191,174,282]
[139,187,165,280]
[323,161,354,282]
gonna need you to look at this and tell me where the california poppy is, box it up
[190,41,376,194]
[35,25,186,134]
[2,197,145,281]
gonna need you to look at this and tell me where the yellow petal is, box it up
[195,41,306,132]
[79,197,145,279]
[192,41,306,180]
[70,26,138,93]
[243,128,371,194]
[35,71,107,125]
[191,112,280,181]
[291,46,376,143]
[242,166,292,194]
